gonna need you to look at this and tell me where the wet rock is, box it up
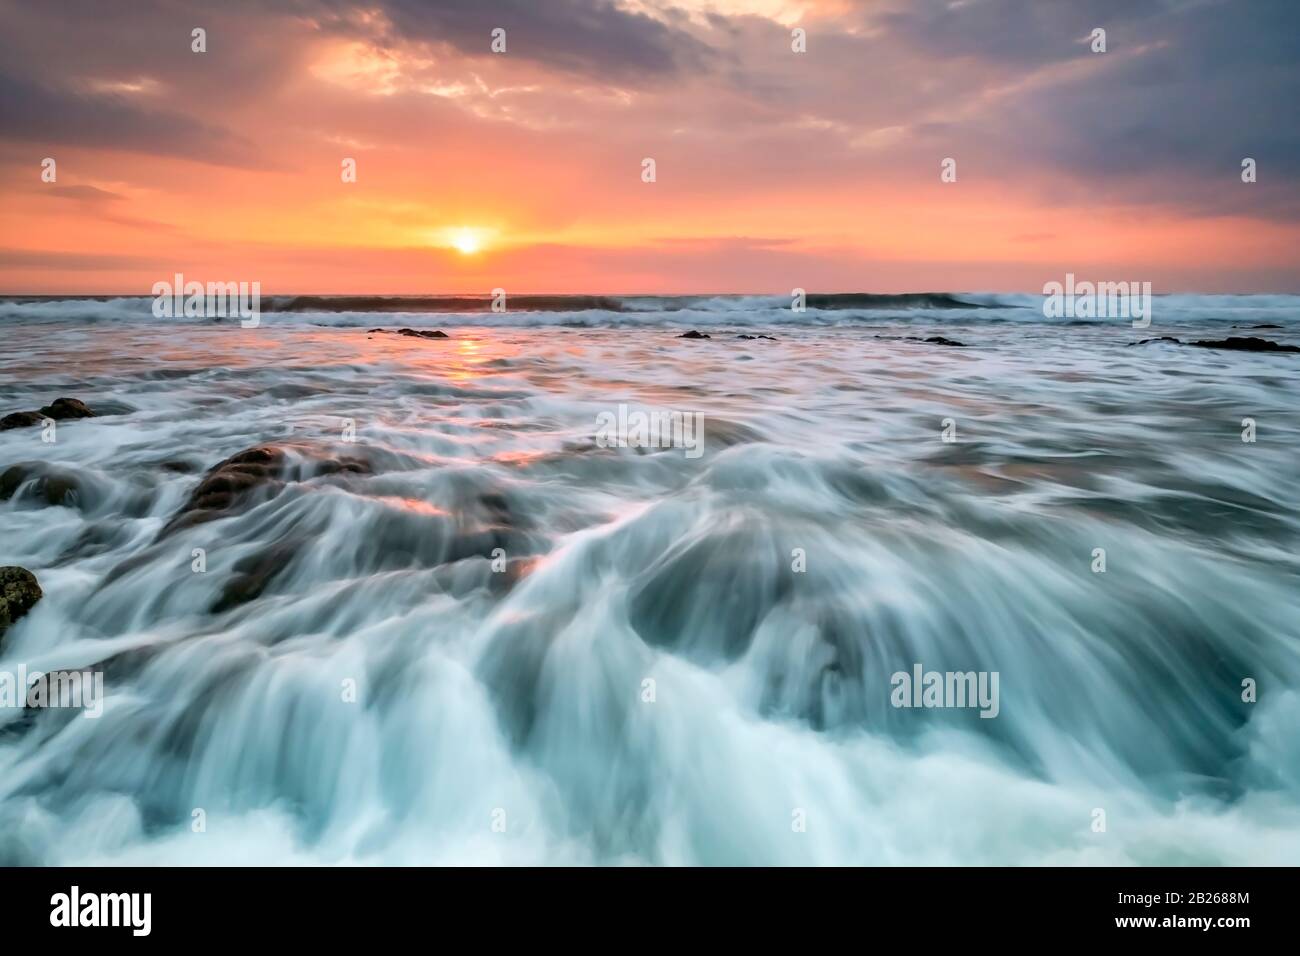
[158,446,287,538]
[0,465,27,500]
[896,335,967,347]
[1130,336,1183,346]
[211,539,303,613]
[1190,337,1300,353]
[0,567,43,641]
[1130,335,1298,353]
[40,397,95,419]
[159,444,372,538]
[1,397,96,430]
[0,411,44,430]
[368,327,449,339]
[736,334,777,341]
[677,330,711,339]
[0,463,83,507]
[40,473,79,507]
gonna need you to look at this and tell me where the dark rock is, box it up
[736,334,777,341]
[1130,335,1298,353]
[0,411,45,431]
[39,397,95,420]
[211,539,303,613]
[1,397,96,430]
[1233,324,1282,329]
[40,473,79,507]
[677,330,711,339]
[898,335,967,347]
[0,463,82,507]
[369,327,449,339]
[0,465,27,499]
[0,567,43,641]
[1190,337,1300,353]
[159,446,287,538]
[158,444,372,538]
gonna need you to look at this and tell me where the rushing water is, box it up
[1,294,1298,865]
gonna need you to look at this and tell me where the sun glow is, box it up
[450,229,484,255]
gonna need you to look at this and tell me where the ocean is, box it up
[1,292,1298,864]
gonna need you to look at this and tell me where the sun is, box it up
[451,229,482,255]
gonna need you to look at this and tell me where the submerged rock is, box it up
[0,463,82,507]
[159,444,371,538]
[40,397,95,419]
[368,327,450,339]
[0,567,43,641]
[0,397,96,430]
[877,335,968,348]
[161,445,286,538]
[211,539,304,613]
[628,527,794,663]
[1130,335,1298,353]
[1190,337,1300,353]
[677,330,711,339]
[736,334,777,341]
[0,411,44,430]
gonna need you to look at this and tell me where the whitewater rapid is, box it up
[1,297,1298,865]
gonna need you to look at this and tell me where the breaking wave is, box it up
[1,292,1296,330]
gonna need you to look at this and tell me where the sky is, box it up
[1,0,1297,294]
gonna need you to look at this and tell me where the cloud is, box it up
[0,0,1297,291]
[873,0,1300,212]
[312,0,714,81]
[0,248,157,271]
[41,185,127,202]
[0,72,263,167]
[879,0,1149,67]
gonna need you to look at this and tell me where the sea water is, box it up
[1,293,1297,865]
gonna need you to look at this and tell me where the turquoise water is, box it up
[1,295,1298,864]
